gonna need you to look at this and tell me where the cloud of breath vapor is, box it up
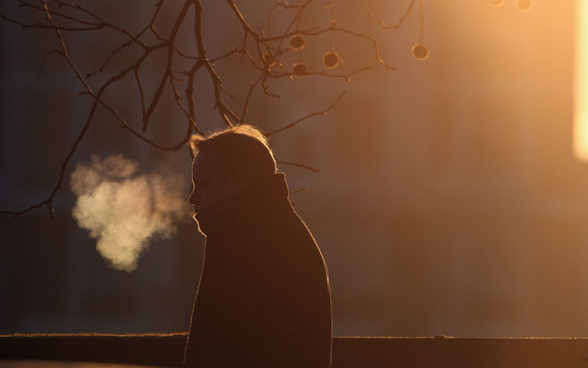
[70,154,189,272]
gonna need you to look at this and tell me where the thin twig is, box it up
[290,188,309,195]
[266,91,345,136]
[277,161,320,173]
[240,73,265,123]
[369,0,417,30]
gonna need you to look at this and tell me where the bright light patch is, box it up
[575,0,588,161]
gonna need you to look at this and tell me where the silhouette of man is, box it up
[183,125,333,368]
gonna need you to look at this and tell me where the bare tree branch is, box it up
[277,162,320,173]
[369,0,417,30]
[266,91,345,136]
[240,73,265,123]
[289,188,309,195]
[1,0,99,217]
[0,0,422,216]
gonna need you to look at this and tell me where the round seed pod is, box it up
[292,62,308,78]
[516,0,532,11]
[289,35,307,50]
[411,43,430,60]
[323,51,341,69]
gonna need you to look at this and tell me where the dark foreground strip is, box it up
[2,333,588,367]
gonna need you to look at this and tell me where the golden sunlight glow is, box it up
[575,0,588,161]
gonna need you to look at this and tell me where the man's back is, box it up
[183,173,332,367]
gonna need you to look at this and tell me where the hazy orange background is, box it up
[1,0,587,338]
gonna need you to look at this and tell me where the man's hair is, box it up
[190,125,277,181]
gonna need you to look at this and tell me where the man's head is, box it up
[188,125,277,214]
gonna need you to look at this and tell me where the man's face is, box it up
[189,151,241,216]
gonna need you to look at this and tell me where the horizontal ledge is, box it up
[4,332,588,339]
[2,333,588,367]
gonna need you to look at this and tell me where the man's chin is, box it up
[192,213,206,236]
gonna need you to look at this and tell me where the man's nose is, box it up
[189,190,200,205]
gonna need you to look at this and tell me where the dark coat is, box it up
[183,173,332,368]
